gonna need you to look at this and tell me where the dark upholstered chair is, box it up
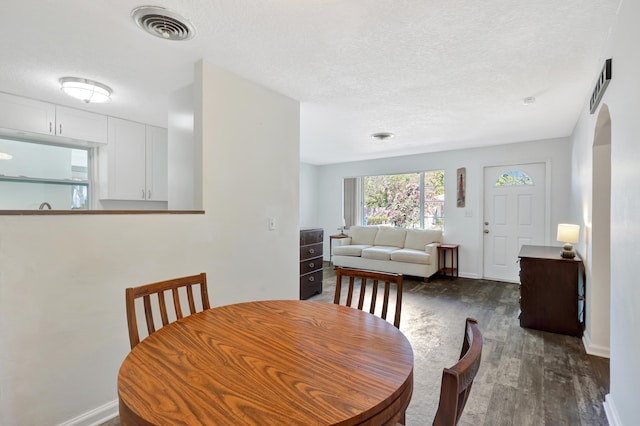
[125,273,209,349]
[333,266,403,328]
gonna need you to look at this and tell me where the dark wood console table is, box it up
[518,245,585,337]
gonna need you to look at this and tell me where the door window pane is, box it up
[495,170,533,186]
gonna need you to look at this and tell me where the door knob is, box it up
[484,221,489,226]
[484,229,490,234]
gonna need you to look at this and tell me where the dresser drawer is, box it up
[300,229,323,245]
[300,243,323,261]
[300,256,323,275]
[300,269,322,288]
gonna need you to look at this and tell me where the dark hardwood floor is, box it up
[103,265,609,426]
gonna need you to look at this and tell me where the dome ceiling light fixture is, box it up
[59,77,112,103]
[131,6,196,41]
[371,132,395,141]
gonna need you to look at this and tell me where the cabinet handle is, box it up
[309,248,315,254]
[148,189,151,199]
[59,123,62,135]
[308,276,315,282]
[309,262,314,268]
[141,189,145,199]
[49,122,53,133]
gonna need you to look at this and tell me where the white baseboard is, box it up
[459,272,480,279]
[582,331,611,358]
[56,399,118,426]
[604,394,622,426]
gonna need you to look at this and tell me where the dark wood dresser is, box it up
[518,245,585,337]
[300,228,323,299]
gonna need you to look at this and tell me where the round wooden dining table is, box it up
[118,300,414,425]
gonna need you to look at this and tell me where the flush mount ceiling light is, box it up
[131,6,196,41]
[0,152,13,160]
[60,77,112,103]
[371,132,394,141]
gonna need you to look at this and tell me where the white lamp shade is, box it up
[557,224,580,243]
[60,77,112,103]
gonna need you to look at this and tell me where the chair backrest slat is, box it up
[333,267,403,329]
[157,291,169,326]
[125,273,209,349]
[186,285,196,314]
[172,287,183,319]
[358,277,367,310]
[433,318,483,426]
[142,295,155,335]
[369,279,378,315]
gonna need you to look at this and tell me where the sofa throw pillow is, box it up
[373,227,407,248]
[349,226,379,245]
[404,229,442,251]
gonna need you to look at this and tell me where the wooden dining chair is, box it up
[432,317,484,426]
[125,272,210,349]
[333,266,403,329]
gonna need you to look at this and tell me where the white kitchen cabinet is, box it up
[99,117,167,201]
[0,92,55,135]
[0,92,108,144]
[55,105,108,144]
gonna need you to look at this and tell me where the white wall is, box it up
[314,138,572,278]
[168,84,196,210]
[196,60,300,300]
[300,162,320,227]
[0,62,300,425]
[570,0,638,424]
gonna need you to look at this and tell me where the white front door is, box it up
[483,163,546,282]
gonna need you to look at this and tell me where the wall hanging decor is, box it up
[457,167,466,208]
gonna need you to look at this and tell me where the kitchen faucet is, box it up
[38,202,52,210]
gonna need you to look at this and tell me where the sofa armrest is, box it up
[335,237,352,246]
[425,242,439,254]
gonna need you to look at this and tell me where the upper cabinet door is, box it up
[55,106,108,144]
[105,117,147,200]
[146,126,168,201]
[0,92,55,135]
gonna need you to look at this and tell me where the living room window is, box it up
[344,170,445,230]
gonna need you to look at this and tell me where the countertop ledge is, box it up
[0,210,205,215]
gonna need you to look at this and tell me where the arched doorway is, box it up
[587,104,611,356]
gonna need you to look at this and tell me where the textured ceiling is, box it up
[0,0,620,165]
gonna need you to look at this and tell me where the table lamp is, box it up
[338,217,347,235]
[557,224,580,259]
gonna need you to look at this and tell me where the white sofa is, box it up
[332,225,443,281]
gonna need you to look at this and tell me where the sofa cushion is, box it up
[349,226,379,245]
[332,244,371,257]
[404,229,442,251]
[373,227,407,248]
[362,246,399,261]
[391,248,432,265]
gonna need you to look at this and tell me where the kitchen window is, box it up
[0,137,90,210]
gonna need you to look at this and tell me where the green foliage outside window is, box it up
[363,170,445,229]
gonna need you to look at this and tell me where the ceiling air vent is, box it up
[131,6,196,41]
